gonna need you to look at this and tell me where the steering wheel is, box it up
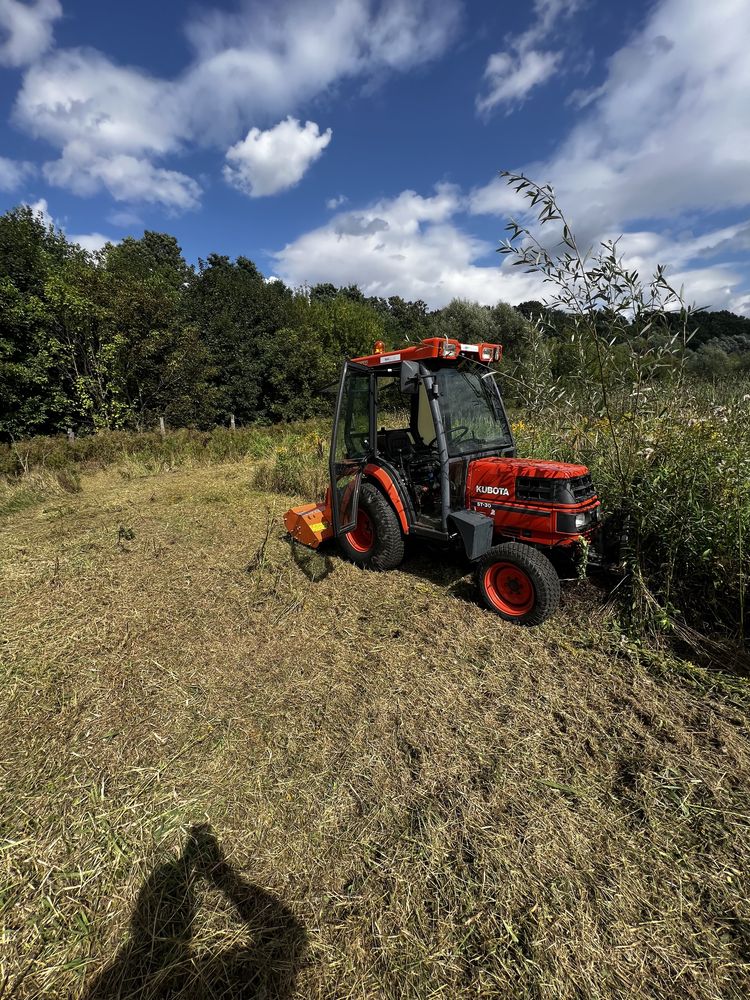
[447,424,471,444]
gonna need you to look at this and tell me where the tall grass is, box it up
[501,173,749,644]
[512,380,750,640]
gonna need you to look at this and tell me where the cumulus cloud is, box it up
[0,0,61,67]
[473,0,750,232]
[11,0,460,209]
[471,0,750,310]
[68,231,114,253]
[326,193,348,210]
[43,147,201,210]
[0,155,33,190]
[224,117,331,198]
[15,48,199,209]
[182,0,460,143]
[477,0,582,114]
[273,184,543,307]
[24,196,54,226]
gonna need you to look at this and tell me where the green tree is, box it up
[0,206,91,437]
[185,255,294,423]
[95,233,216,429]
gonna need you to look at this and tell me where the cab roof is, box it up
[352,337,503,367]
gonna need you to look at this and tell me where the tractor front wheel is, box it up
[340,483,405,571]
[477,542,560,626]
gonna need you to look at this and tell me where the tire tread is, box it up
[476,541,560,626]
[340,482,405,571]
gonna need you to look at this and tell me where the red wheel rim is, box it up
[483,561,535,616]
[346,508,374,553]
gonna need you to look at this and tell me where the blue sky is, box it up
[1,0,749,312]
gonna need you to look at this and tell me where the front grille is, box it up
[569,474,595,503]
[516,473,596,505]
[516,476,555,502]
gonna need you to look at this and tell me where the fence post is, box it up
[230,413,236,431]
[67,427,75,444]
[159,416,166,437]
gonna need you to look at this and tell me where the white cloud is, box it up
[477,0,581,114]
[15,48,198,210]
[0,155,33,190]
[473,0,750,233]
[24,196,55,226]
[181,0,460,143]
[0,0,61,67]
[107,209,144,229]
[224,117,332,198]
[16,49,182,157]
[275,178,750,312]
[478,49,559,113]
[471,0,750,311]
[43,146,201,210]
[69,231,114,253]
[12,0,459,209]
[274,184,542,307]
[729,292,750,317]
[326,193,348,210]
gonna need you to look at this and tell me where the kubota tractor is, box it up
[284,337,602,626]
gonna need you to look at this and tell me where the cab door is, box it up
[329,362,374,535]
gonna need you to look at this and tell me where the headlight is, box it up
[557,509,597,533]
[442,340,459,358]
[480,346,493,361]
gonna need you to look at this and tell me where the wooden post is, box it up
[159,416,166,437]
[67,427,75,444]
[230,413,236,431]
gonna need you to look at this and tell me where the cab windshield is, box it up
[433,358,513,456]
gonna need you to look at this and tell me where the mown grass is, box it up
[0,423,327,518]
[1,462,749,999]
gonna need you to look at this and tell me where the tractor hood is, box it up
[467,456,597,507]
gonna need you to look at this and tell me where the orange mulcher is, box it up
[285,337,603,626]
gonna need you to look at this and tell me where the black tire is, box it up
[476,542,560,626]
[339,482,405,571]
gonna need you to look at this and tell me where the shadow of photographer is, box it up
[84,824,306,999]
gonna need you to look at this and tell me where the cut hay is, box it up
[1,464,748,998]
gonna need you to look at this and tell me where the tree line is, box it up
[1,205,748,440]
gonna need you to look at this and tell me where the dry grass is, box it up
[1,462,749,999]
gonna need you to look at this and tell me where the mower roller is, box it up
[284,337,602,626]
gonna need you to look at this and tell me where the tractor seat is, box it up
[379,428,414,462]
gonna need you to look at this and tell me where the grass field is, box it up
[1,460,749,999]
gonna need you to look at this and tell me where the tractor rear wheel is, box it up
[340,482,405,571]
[477,542,560,626]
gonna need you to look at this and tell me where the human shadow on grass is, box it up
[84,824,306,1000]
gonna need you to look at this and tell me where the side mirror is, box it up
[400,360,420,395]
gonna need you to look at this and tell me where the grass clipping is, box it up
[1,462,749,999]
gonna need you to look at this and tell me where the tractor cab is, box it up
[284,337,601,626]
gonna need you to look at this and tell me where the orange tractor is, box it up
[284,337,602,626]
